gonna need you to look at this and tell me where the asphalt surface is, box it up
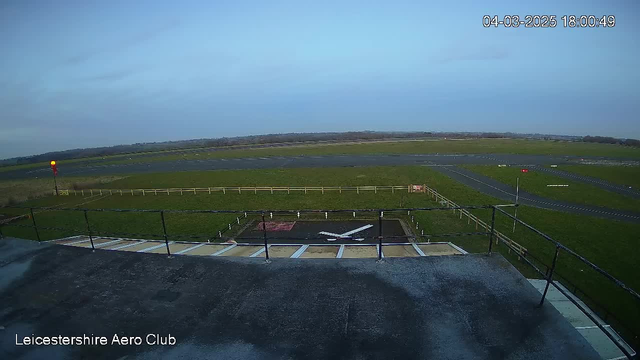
[429,166,640,223]
[237,220,407,244]
[0,238,600,360]
[2,153,633,180]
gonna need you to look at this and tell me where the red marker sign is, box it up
[521,169,529,173]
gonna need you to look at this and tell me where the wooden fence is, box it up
[421,185,528,258]
[58,185,415,196]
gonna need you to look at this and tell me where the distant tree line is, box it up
[7,131,637,166]
[583,136,640,148]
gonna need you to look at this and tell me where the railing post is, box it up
[0,221,4,239]
[160,211,171,257]
[29,208,41,242]
[262,213,270,261]
[488,206,496,254]
[539,246,560,307]
[378,211,383,261]
[83,210,95,251]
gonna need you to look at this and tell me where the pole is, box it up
[160,211,171,256]
[53,173,59,196]
[512,177,519,233]
[83,210,95,251]
[488,206,496,254]
[30,208,41,242]
[378,211,383,260]
[539,246,560,306]
[262,213,270,260]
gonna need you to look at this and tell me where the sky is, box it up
[1,0,639,158]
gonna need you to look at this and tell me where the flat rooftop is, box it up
[0,238,599,360]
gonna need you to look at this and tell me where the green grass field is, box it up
[561,165,640,189]
[2,165,639,343]
[3,138,640,174]
[461,165,640,212]
[0,176,125,206]
[99,138,640,165]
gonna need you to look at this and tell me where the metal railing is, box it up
[0,203,637,358]
[493,206,638,359]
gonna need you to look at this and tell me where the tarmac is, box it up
[0,237,600,360]
[3,153,637,180]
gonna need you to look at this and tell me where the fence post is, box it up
[83,210,95,251]
[261,213,270,261]
[539,246,560,306]
[488,207,496,254]
[29,208,41,242]
[0,221,4,239]
[378,211,383,261]
[160,211,171,257]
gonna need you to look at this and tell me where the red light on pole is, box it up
[50,160,59,195]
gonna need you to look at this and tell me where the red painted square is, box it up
[256,221,296,231]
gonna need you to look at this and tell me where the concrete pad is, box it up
[342,245,378,258]
[578,327,628,360]
[418,243,462,256]
[255,245,300,258]
[76,238,113,248]
[183,244,230,256]
[548,300,598,328]
[102,240,136,250]
[219,245,264,257]
[54,236,88,245]
[119,242,163,252]
[383,245,419,257]
[300,245,339,258]
[146,243,196,254]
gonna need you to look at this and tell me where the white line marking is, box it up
[94,239,123,248]
[250,245,270,257]
[211,244,236,256]
[448,242,468,254]
[175,243,206,255]
[111,241,147,250]
[291,245,308,258]
[412,243,427,256]
[66,239,91,246]
[337,245,345,258]
[138,242,173,253]
[319,232,344,238]
[318,224,374,239]
[341,224,374,236]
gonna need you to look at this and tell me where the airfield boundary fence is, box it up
[56,185,413,196]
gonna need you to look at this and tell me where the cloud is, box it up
[61,19,182,66]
